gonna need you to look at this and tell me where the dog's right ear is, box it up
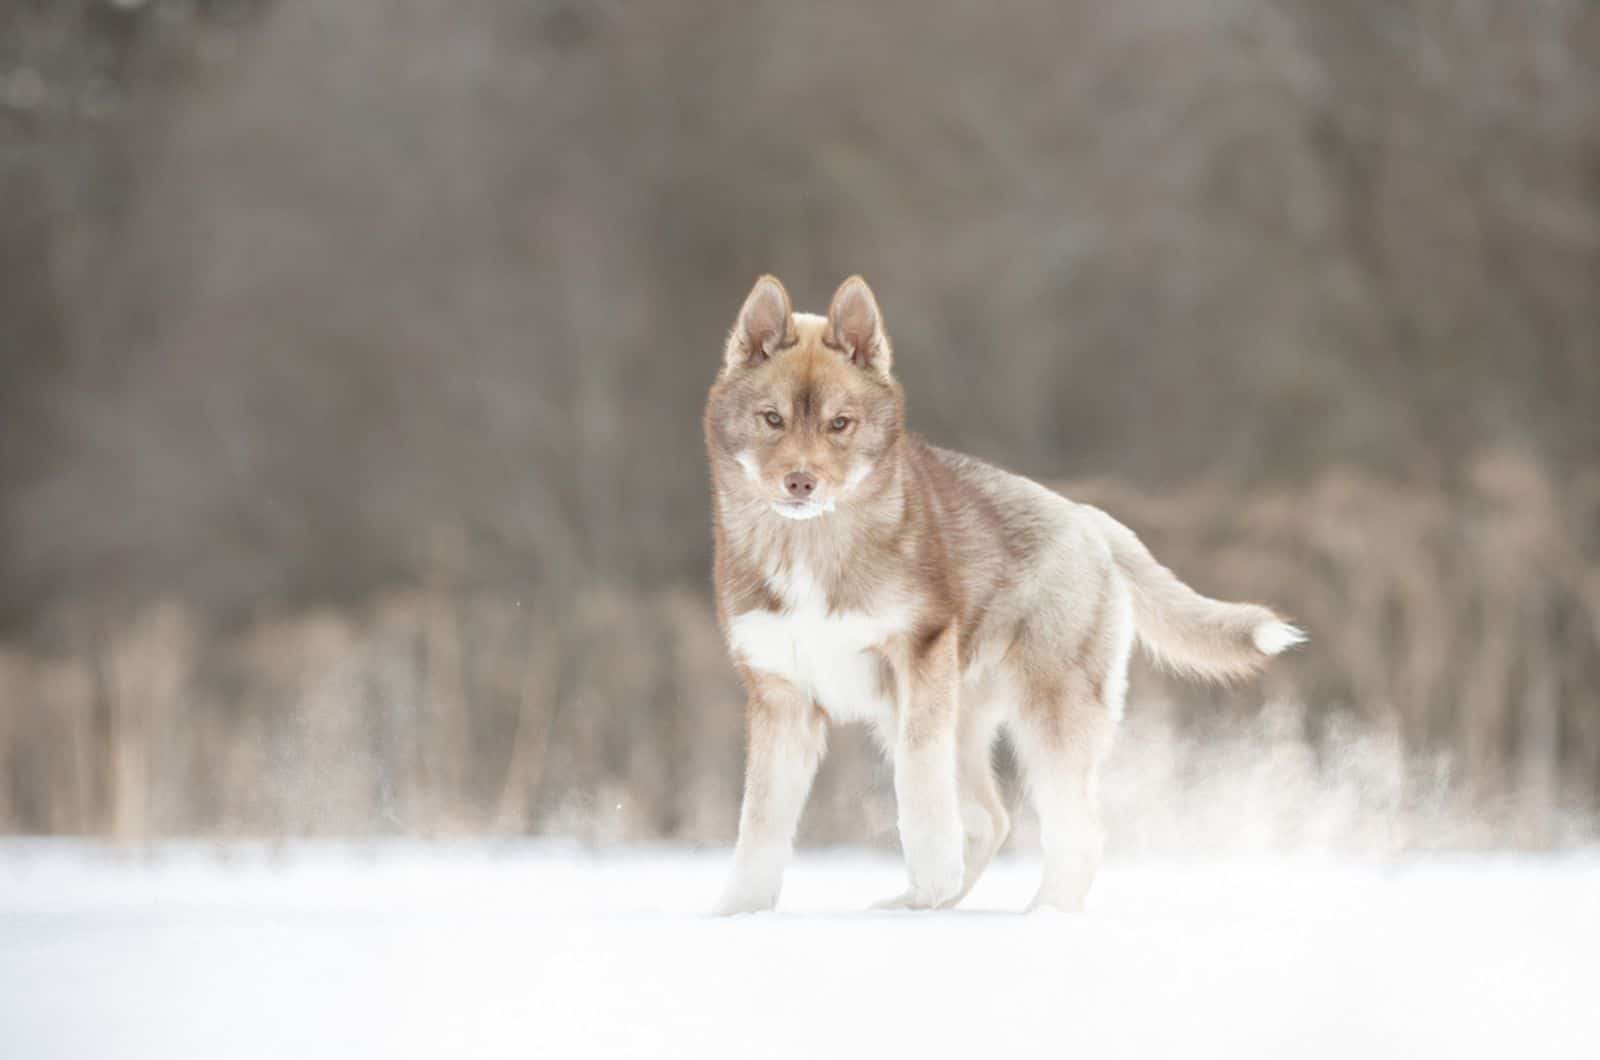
[724,275,795,373]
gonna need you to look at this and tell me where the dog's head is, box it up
[705,276,905,521]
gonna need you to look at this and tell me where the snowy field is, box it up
[2,842,1597,1059]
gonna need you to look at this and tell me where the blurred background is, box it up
[2,0,1597,851]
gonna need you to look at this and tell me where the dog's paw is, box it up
[870,890,918,911]
[875,855,966,911]
[1024,888,1087,915]
[712,881,778,917]
[871,884,965,911]
[908,851,965,908]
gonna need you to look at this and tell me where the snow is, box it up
[2,842,1596,1059]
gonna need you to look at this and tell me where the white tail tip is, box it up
[1253,621,1306,655]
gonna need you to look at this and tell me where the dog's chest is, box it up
[726,563,909,723]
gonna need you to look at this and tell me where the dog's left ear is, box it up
[826,276,892,376]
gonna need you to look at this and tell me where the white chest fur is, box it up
[727,562,910,724]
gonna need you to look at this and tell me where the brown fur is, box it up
[707,275,1302,913]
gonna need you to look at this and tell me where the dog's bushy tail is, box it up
[1088,507,1304,682]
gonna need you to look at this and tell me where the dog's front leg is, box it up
[714,676,826,915]
[880,626,965,910]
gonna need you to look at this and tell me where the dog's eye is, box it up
[829,416,851,432]
[763,411,784,428]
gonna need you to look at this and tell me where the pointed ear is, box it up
[826,276,891,375]
[724,275,795,372]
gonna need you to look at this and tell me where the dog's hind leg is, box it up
[1011,697,1114,913]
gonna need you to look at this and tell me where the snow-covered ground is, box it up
[2,842,1596,1059]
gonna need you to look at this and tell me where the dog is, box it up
[705,275,1303,913]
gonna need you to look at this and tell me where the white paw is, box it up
[1025,888,1087,914]
[713,880,778,917]
[898,850,965,910]
[871,883,965,912]
[870,890,919,911]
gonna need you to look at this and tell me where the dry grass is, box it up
[2,452,1596,849]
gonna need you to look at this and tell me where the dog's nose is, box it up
[783,471,818,497]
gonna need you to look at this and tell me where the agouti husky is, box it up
[705,275,1303,913]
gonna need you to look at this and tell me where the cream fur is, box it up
[707,276,1304,915]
